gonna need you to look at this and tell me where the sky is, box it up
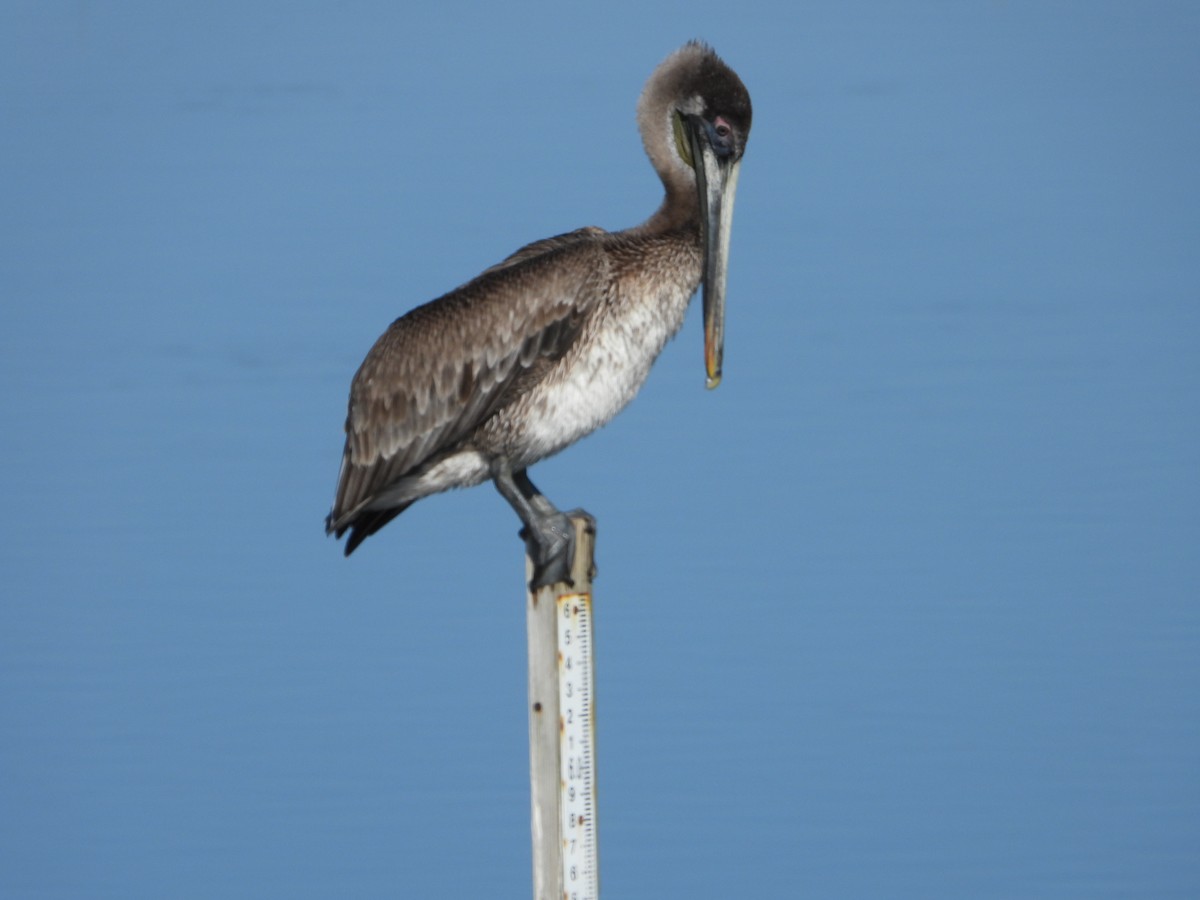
[2,2,1198,897]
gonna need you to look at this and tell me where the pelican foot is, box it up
[564,508,597,532]
[520,511,577,590]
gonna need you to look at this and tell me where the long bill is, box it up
[688,123,742,390]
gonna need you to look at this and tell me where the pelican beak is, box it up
[684,115,742,390]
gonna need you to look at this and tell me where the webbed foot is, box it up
[520,511,576,589]
[522,509,598,588]
[493,463,595,590]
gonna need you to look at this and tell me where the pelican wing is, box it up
[479,226,607,277]
[328,233,608,531]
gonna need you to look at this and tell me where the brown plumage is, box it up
[326,43,751,584]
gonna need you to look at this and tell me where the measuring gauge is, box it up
[557,593,599,899]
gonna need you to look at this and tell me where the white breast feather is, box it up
[518,277,694,462]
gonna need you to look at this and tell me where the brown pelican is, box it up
[326,42,751,587]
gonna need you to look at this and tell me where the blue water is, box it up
[2,3,1197,897]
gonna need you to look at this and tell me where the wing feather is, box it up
[328,232,608,533]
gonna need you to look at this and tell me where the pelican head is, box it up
[638,42,752,389]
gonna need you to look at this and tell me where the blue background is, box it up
[2,2,1197,896]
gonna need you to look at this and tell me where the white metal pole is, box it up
[526,515,599,900]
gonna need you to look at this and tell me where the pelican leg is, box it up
[492,462,577,589]
[514,472,598,582]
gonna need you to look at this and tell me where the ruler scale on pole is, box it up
[527,515,599,900]
[559,593,599,897]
